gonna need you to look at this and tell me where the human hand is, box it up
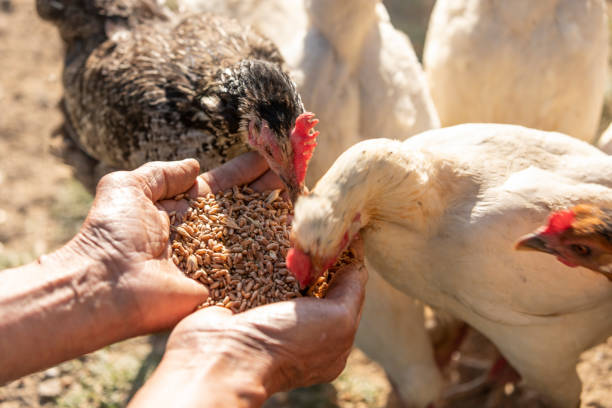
[0,152,288,383]
[129,241,367,408]
[69,152,284,335]
[160,150,285,215]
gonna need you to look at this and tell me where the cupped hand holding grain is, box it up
[72,152,284,334]
[129,245,367,408]
[0,158,213,383]
[0,152,290,384]
[69,158,209,333]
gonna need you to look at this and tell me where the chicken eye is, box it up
[570,244,591,257]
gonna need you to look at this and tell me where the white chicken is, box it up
[597,123,612,154]
[175,0,308,59]
[295,0,440,185]
[288,124,612,408]
[290,6,446,403]
[423,0,608,143]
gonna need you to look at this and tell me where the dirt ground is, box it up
[0,0,611,407]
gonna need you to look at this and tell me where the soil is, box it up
[0,0,610,407]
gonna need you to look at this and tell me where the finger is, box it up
[182,305,234,327]
[192,305,234,319]
[156,198,191,214]
[321,350,352,383]
[166,273,210,303]
[248,169,284,192]
[194,152,269,195]
[134,159,200,202]
[324,261,368,318]
[193,152,269,196]
[136,260,210,330]
[170,306,233,342]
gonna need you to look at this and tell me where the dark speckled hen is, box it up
[36,0,318,199]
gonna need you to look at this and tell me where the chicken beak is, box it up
[288,182,301,204]
[279,173,303,203]
[514,233,555,254]
[286,247,317,289]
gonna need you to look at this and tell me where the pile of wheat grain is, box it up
[170,186,310,313]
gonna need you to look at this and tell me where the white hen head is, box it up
[286,138,412,287]
[288,192,363,288]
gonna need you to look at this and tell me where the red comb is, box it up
[286,248,312,288]
[291,112,319,186]
[542,209,575,235]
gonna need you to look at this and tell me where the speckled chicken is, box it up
[36,0,317,199]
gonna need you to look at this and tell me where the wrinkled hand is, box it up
[69,152,283,334]
[162,239,367,395]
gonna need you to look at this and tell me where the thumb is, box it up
[141,270,210,332]
[189,305,234,321]
[172,306,234,335]
[134,159,200,202]
[324,261,368,323]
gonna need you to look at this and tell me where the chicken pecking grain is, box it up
[36,0,317,200]
[288,124,612,408]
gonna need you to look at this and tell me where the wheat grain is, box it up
[170,186,350,312]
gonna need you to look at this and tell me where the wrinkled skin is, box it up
[76,151,368,404]
[161,250,366,394]
[1,151,367,402]
[70,151,288,333]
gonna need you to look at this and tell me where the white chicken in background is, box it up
[597,123,612,154]
[295,0,440,185]
[423,0,608,143]
[175,0,308,60]
[288,124,612,408]
[176,0,445,406]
